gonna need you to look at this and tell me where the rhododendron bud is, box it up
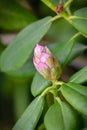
[33,44,61,81]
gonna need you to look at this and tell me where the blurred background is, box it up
[0,0,87,130]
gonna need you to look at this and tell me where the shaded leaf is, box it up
[52,38,75,66]
[61,82,87,116]
[0,16,52,72]
[12,96,44,130]
[68,44,87,62]
[44,100,80,130]
[31,72,51,97]
[0,0,37,30]
[49,42,87,66]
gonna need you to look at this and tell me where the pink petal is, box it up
[40,53,51,63]
[34,44,46,58]
[38,62,48,71]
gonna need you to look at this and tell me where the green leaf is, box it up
[44,100,80,130]
[70,66,87,84]
[37,123,46,130]
[71,7,87,37]
[0,42,5,55]
[31,72,51,97]
[6,59,35,78]
[52,38,75,66]
[61,82,87,116]
[0,0,37,30]
[0,16,52,72]
[48,42,87,64]
[68,44,87,62]
[47,18,77,42]
[12,96,44,130]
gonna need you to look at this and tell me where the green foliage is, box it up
[68,44,87,62]
[0,16,52,72]
[70,66,87,84]
[44,101,80,130]
[61,82,87,116]
[31,72,51,97]
[71,7,87,37]
[0,0,87,130]
[12,96,44,130]
[7,59,35,78]
[52,38,75,66]
[0,0,37,30]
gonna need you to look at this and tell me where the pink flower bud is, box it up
[33,44,61,81]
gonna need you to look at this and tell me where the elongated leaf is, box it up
[68,44,87,62]
[7,59,35,78]
[48,42,87,65]
[0,0,37,30]
[61,82,87,116]
[70,66,87,84]
[52,38,75,66]
[31,72,51,97]
[0,16,52,72]
[71,7,87,37]
[44,101,80,130]
[12,96,44,130]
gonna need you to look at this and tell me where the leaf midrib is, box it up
[58,103,67,130]
[70,70,87,82]
[70,16,87,20]
[63,83,87,97]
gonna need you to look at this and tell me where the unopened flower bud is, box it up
[33,44,61,81]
